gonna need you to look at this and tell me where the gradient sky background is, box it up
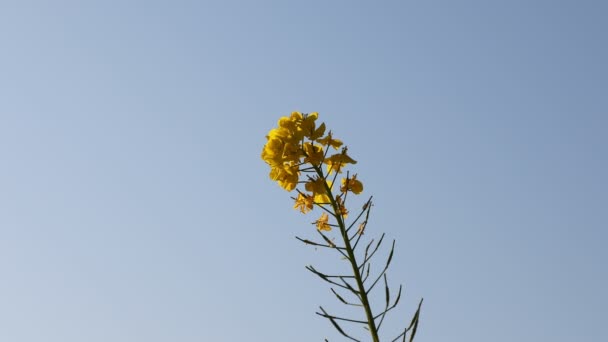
[1,1,607,341]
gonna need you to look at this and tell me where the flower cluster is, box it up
[261,112,363,230]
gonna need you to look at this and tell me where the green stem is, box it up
[314,166,380,342]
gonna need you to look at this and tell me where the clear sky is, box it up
[1,1,606,341]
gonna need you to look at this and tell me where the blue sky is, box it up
[1,1,606,341]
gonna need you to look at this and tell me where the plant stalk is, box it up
[314,166,380,342]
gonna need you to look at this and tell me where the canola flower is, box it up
[261,112,360,228]
[261,112,421,342]
[261,112,358,206]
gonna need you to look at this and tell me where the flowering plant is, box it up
[261,112,422,342]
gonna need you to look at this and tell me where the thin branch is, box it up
[407,298,423,342]
[358,233,386,270]
[296,236,345,250]
[366,240,395,295]
[375,282,403,331]
[305,266,351,290]
[316,308,368,324]
[346,196,373,235]
[331,288,363,307]
[391,298,423,342]
[317,230,349,259]
[361,262,371,283]
[318,307,362,342]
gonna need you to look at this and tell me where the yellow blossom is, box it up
[290,111,303,121]
[325,149,357,174]
[269,165,299,191]
[314,212,331,231]
[303,142,324,165]
[281,141,302,163]
[317,132,343,149]
[305,177,332,204]
[262,124,302,168]
[267,126,290,140]
[310,122,326,140]
[300,112,317,136]
[275,112,306,141]
[261,136,284,164]
[262,112,359,197]
[336,196,349,218]
[340,174,363,194]
[278,117,297,133]
[294,193,314,214]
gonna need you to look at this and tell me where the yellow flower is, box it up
[261,125,303,167]
[290,111,303,121]
[269,165,299,191]
[261,112,359,195]
[293,192,314,214]
[300,113,317,136]
[325,149,357,174]
[303,142,324,165]
[340,174,363,194]
[317,132,343,149]
[305,177,332,204]
[310,122,326,140]
[336,196,349,218]
[314,212,331,231]
[276,113,306,141]
[261,136,283,162]
[277,117,296,134]
[301,113,325,139]
[281,141,302,163]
